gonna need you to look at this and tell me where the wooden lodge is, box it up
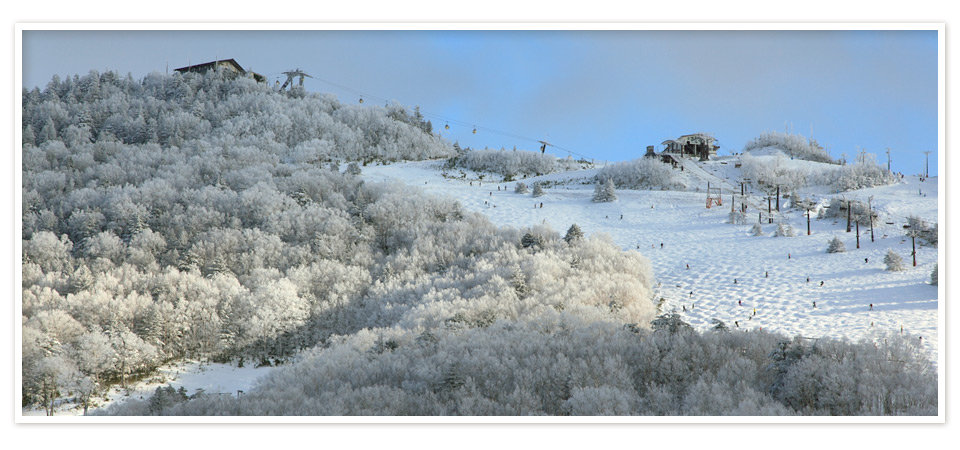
[174,58,266,83]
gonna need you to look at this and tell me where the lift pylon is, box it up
[280,68,313,91]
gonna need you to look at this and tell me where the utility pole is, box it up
[856,219,860,248]
[886,148,891,173]
[776,186,780,211]
[846,199,852,233]
[912,233,917,266]
[766,196,773,223]
[904,225,919,267]
[923,151,931,178]
[868,196,875,242]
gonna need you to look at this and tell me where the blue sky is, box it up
[21,28,940,175]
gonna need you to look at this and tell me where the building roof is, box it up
[174,58,246,74]
[677,133,717,141]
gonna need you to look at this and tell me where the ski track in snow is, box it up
[364,159,939,362]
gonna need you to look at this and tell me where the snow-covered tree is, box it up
[651,313,693,334]
[514,182,529,194]
[32,355,78,416]
[742,131,834,163]
[884,250,905,271]
[445,147,585,179]
[532,182,545,197]
[595,157,684,190]
[827,236,846,253]
[110,328,158,388]
[510,266,528,299]
[520,232,545,250]
[23,231,73,274]
[931,263,938,286]
[711,319,729,332]
[907,215,937,247]
[346,162,362,176]
[592,178,617,203]
[751,222,764,236]
[773,222,796,237]
[564,224,584,244]
[727,209,746,225]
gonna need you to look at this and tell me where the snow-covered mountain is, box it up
[20,72,938,417]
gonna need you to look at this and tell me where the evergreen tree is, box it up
[751,222,764,236]
[931,263,938,285]
[346,162,362,176]
[148,384,189,415]
[38,118,58,144]
[23,124,36,146]
[826,236,846,253]
[514,182,529,194]
[564,224,584,244]
[651,312,693,334]
[511,266,528,298]
[68,264,94,294]
[711,319,729,332]
[592,178,617,203]
[884,249,905,271]
[520,232,544,249]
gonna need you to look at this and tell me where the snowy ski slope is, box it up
[363,157,940,362]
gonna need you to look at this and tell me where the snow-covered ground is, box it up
[363,158,939,360]
[21,359,280,417]
[35,155,938,417]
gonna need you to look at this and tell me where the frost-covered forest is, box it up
[740,148,898,194]
[443,146,591,181]
[21,70,936,416]
[98,320,935,416]
[594,157,685,190]
[20,70,655,413]
[743,131,836,164]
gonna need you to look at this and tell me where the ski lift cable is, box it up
[547,143,594,161]
[311,75,390,104]
[309,74,597,160]
[311,76,536,141]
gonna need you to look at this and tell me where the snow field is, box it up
[364,160,939,361]
[21,360,281,417]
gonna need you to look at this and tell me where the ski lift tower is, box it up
[539,140,551,154]
[280,68,313,91]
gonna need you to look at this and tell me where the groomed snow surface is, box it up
[29,156,939,416]
[362,158,938,360]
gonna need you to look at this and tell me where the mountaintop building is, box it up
[174,59,266,83]
[659,133,719,161]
